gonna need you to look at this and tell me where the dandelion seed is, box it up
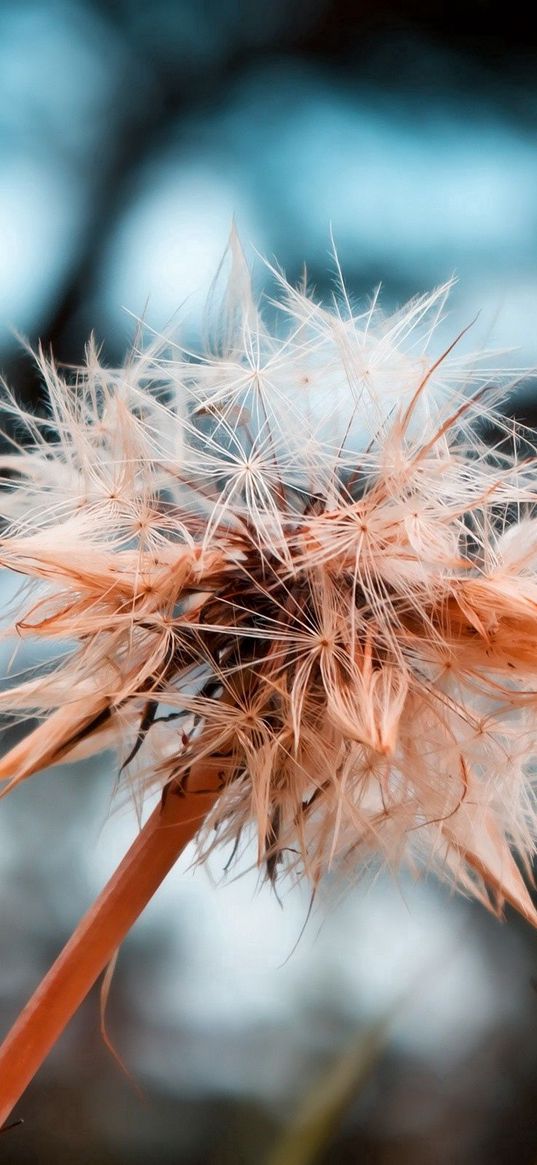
[1,233,537,1120]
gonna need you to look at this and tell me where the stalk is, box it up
[0,763,222,1127]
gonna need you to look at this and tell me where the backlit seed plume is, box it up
[1,236,537,926]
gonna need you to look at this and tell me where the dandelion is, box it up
[1,235,537,1121]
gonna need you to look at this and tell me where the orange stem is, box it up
[0,765,222,1127]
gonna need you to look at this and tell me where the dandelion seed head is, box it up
[1,233,537,925]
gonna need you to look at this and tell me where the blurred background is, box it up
[2,2,537,1162]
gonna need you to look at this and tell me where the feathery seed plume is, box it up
[1,237,537,1119]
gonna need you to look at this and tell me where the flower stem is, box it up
[0,764,222,1127]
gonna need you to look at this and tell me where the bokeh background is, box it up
[2,2,537,1162]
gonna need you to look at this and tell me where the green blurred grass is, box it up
[266,1018,389,1165]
